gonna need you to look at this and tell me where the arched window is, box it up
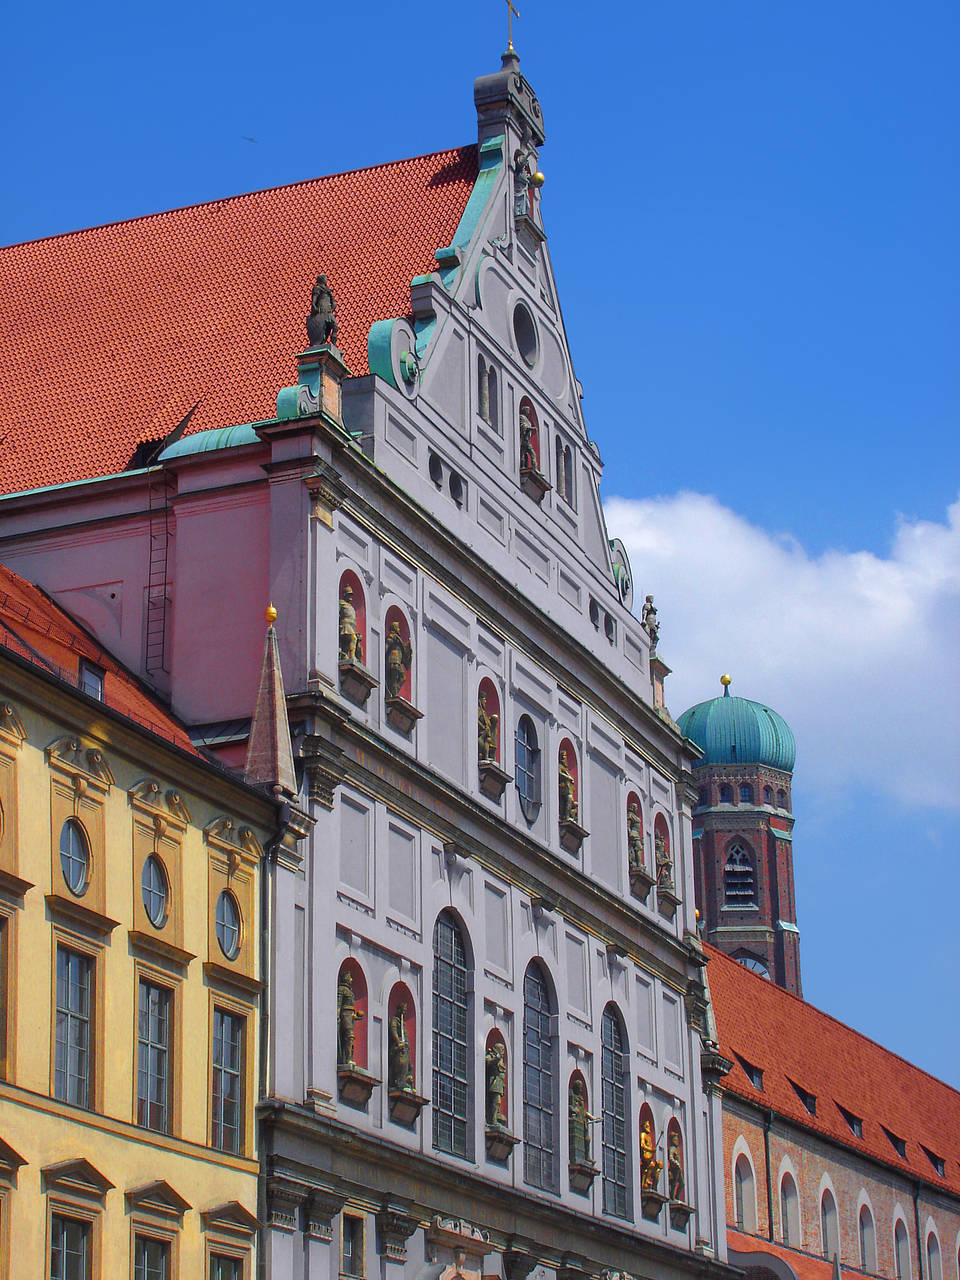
[926,1235,942,1280]
[515,715,541,822]
[820,1189,839,1259]
[720,784,733,804]
[780,1173,800,1246]
[734,1154,756,1232]
[600,1005,629,1219]
[763,785,773,805]
[432,912,470,1158]
[724,845,756,905]
[776,789,787,808]
[522,962,556,1192]
[740,784,753,804]
[894,1220,910,1280]
[859,1205,877,1273]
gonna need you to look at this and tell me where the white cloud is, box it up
[605,492,960,810]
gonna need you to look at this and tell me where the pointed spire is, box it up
[245,604,297,798]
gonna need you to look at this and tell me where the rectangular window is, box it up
[78,660,105,701]
[211,1006,244,1153]
[137,980,171,1132]
[211,1256,243,1280]
[341,1215,365,1278]
[50,1214,90,1280]
[55,946,93,1107]
[135,1234,169,1280]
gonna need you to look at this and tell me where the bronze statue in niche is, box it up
[485,1041,507,1126]
[388,1001,414,1092]
[339,583,362,663]
[384,619,412,700]
[640,1117,663,1191]
[307,273,338,347]
[655,829,674,889]
[668,1129,685,1201]
[568,1078,597,1165]
[519,403,537,471]
[337,970,363,1065]
[627,802,644,873]
[558,748,579,823]
[478,689,499,762]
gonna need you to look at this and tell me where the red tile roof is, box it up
[728,1228,857,1280]
[0,147,478,495]
[707,944,960,1196]
[0,564,198,757]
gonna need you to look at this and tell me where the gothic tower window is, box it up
[724,845,757,906]
[740,783,753,804]
[522,961,556,1192]
[895,1220,910,1280]
[432,912,471,1159]
[780,1173,800,1245]
[734,1154,756,1232]
[763,785,773,805]
[859,1205,877,1272]
[600,1005,629,1219]
[720,784,733,804]
[926,1235,942,1280]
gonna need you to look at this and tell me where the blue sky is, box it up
[3,1,958,1082]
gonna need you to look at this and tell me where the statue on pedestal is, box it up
[339,583,362,663]
[558,748,578,823]
[485,1042,507,1126]
[640,1117,663,1191]
[388,1001,414,1092]
[655,830,674,889]
[668,1130,685,1202]
[307,273,338,348]
[337,970,363,1066]
[478,689,499,762]
[627,803,644,873]
[568,1078,597,1165]
[519,404,537,471]
[385,620,412,700]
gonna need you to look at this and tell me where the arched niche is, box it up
[666,1117,688,1210]
[387,981,416,1092]
[639,1100,663,1195]
[518,396,541,471]
[485,1029,509,1126]
[337,958,369,1069]
[568,1068,597,1193]
[626,791,653,900]
[558,738,579,822]
[338,569,367,665]
[383,605,413,703]
[478,677,502,764]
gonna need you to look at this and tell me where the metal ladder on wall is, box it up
[144,470,174,677]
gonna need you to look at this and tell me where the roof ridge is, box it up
[707,944,960,1098]
[0,142,476,253]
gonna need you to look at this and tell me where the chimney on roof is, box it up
[245,604,298,799]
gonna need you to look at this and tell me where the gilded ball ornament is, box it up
[530,171,545,189]
[265,603,278,625]
[720,673,732,687]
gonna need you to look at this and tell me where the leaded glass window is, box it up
[50,1215,89,1280]
[515,716,541,822]
[55,946,92,1107]
[601,1006,629,1218]
[212,1006,244,1152]
[432,912,470,1158]
[522,962,556,1191]
[137,979,171,1132]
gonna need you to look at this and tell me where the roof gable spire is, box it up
[244,604,297,798]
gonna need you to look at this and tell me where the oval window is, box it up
[215,890,242,960]
[59,819,90,896]
[141,855,169,928]
[512,303,538,368]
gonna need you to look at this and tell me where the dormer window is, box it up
[79,659,105,701]
[882,1125,907,1159]
[922,1145,946,1178]
[789,1079,817,1116]
[734,1052,763,1091]
[837,1102,863,1138]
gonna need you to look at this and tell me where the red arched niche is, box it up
[387,981,416,1090]
[337,958,368,1069]
[519,396,541,470]
[639,1100,660,1191]
[478,677,501,763]
[558,738,579,813]
[654,813,670,854]
[485,1029,508,1125]
[339,569,367,665]
[383,605,412,701]
[666,1117,685,1201]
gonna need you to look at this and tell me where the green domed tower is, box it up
[677,676,801,995]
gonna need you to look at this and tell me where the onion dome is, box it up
[677,675,796,772]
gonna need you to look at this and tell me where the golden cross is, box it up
[505,0,519,49]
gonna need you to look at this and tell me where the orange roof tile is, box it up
[0,564,199,757]
[0,147,478,495]
[728,1228,858,1280]
[707,944,960,1196]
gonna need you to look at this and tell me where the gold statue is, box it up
[668,1129,685,1202]
[640,1117,663,1192]
[627,803,644,873]
[478,689,499,762]
[384,619,412,700]
[388,1001,414,1092]
[339,583,362,663]
[558,748,578,823]
[337,970,364,1066]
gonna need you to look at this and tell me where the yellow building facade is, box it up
[0,576,281,1279]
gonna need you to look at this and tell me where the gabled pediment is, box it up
[0,702,26,749]
[204,815,263,862]
[45,736,115,788]
[129,778,191,827]
[125,1179,191,1220]
[201,1200,259,1236]
[42,1157,114,1200]
[0,1137,26,1179]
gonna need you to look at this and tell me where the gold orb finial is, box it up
[265,603,278,625]
[530,171,545,189]
[720,673,732,687]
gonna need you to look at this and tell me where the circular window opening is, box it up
[141,855,169,928]
[428,452,443,488]
[215,890,242,960]
[59,819,90,896]
[512,303,538,368]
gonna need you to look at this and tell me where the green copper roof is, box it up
[677,680,796,772]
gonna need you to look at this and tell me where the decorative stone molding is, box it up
[385,695,423,736]
[427,1217,489,1251]
[305,1188,349,1241]
[128,778,191,828]
[376,1203,420,1262]
[568,1159,599,1195]
[629,865,656,903]
[338,1062,381,1110]
[339,660,379,708]
[657,883,681,921]
[519,465,550,504]
[0,1138,26,1183]
[204,816,263,865]
[305,463,350,529]
[125,1180,191,1223]
[266,1175,308,1232]
[389,1086,430,1128]
[557,1256,591,1280]
[200,1201,259,1239]
[42,1158,114,1201]
[641,1189,668,1222]
[477,758,511,802]
[46,736,115,790]
[485,1122,520,1163]
[559,817,588,855]
[700,1047,733,1089]
[0,702,26,748]
[669,1200,696,1230]
[503,1248,539,1280]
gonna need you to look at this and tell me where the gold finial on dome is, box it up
[265,603,278,625]
[720,673,732,696]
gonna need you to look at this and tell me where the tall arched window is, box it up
[601,1005,629,1219]
[894,1220,910,1280]
[522,962,556,1192]
[763,785,773,805]
[432,912,470,1158]
[780,1173,800,1246]
[820,1190,839,1259]
[740,783,754,804]
[926,1235,942,1280]
[734,1154,756,1232]
[724,845,756,905]
[859,1205,877,1273]
[777,789,787,808]
[720,784,733,804]
[515,715,541,822]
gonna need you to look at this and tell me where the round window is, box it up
[59,819,89,896]
[141,855,169,928]
[215,890,241,960]
[512,303,538,368]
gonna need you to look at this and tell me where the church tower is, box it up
[678,677,802,995]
